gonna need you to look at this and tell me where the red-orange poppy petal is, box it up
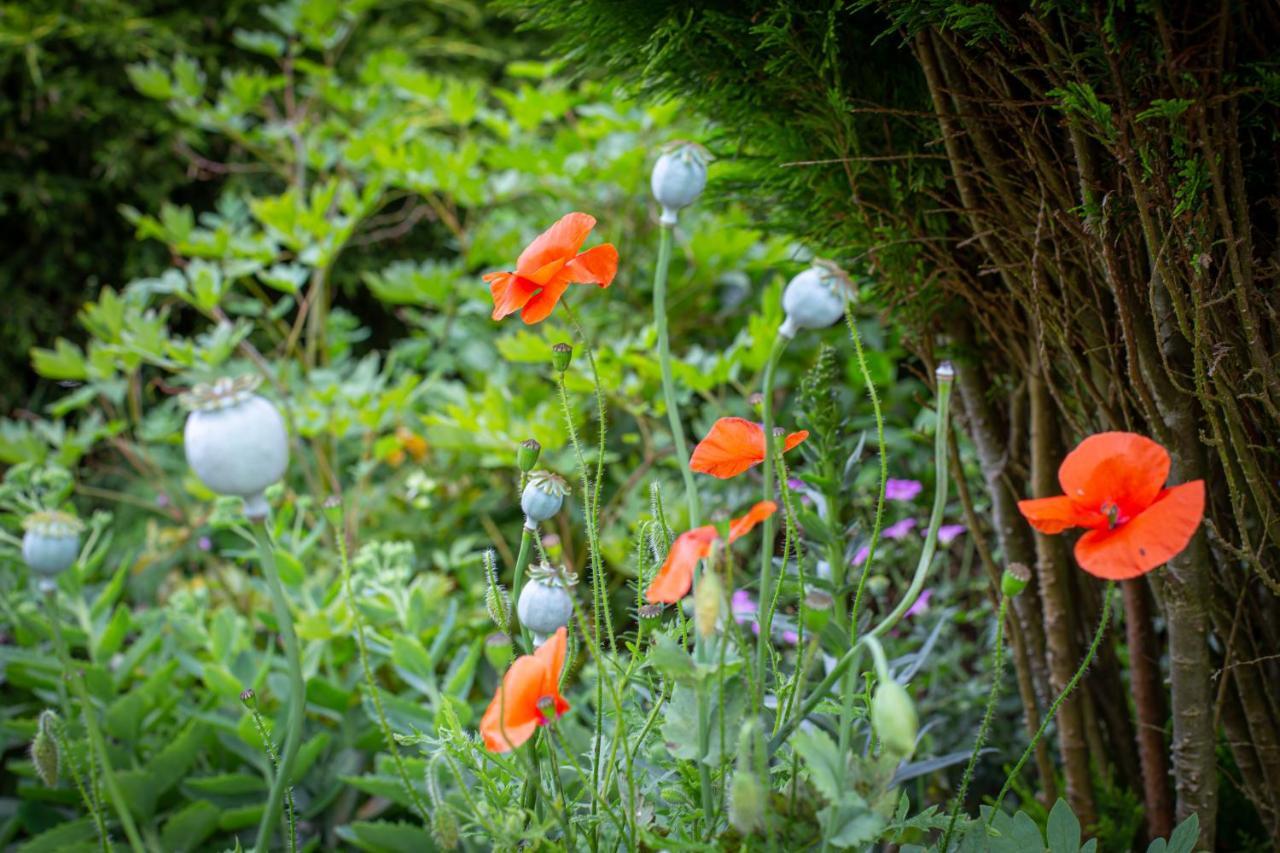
[1073,480,1205,580]
[646,527,716,603]
[534,626,568,707]
[782,430,809,453]
[727,500,779,542]
[1058,432,1170,519]
[516,212,596,277]
[481,655,546,752]
[690,417,766,478]
[519,276,572,325]
[563,244,618,288]
[1017,495,1103,535]
[486,272,538,321]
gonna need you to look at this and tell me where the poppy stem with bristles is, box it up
[756,335,790,691]
[653,225,701,527]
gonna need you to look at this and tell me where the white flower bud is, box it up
[779,260,853,339]
[21,511,84,577]
[517,562,577,646]
[182,376,289,519]
[651,142,710,226]
[521,471,568,528]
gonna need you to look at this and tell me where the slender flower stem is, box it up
[245,696,297,853]
[334,520,431,822]
[756,334,790,688]
[51,716,109,851]
[653,225,701,527]
[542,732,577,848]
[844,309,888,631]
[990,581,1116,822]
[941,594,1009,852]
[253,525,305,853]
[511,527,536,651]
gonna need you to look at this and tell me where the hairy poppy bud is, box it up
[239,688,257,708]
[31,710,59,787]
[181,375,288,520]
[431,808,460,850]
[21,511,84,577]
[517,562,577,646]
[728,719,766,834]
[651,142,710,226]
[779,260,853,339]
[517,439,541,473]
[1002,562,1031,597]
[694,570,724,639]
[521,471,569,528]
[551,342,573,373]
[871,680,918,758]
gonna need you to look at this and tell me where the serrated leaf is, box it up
[335,820,435,853]
[791,726,844,803]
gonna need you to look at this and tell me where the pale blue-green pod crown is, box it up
[521,471,568,528]
[651,142,710,226]
[517,562,577,646]
[779,260,853,338]
[182,376,289,519]
[21,511,84,576]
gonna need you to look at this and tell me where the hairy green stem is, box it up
[334,519,431,823]
[942,594,1009,851]
[653,225,701,527]
[246,697,297,853]
[990,581,1116,821]
[756,335,790,689]
[253,526,305,853]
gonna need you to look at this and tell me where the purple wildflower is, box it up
[885,478,923,502]
[198,536,212,552]
[852,545,871,566]
[938,524,967,545]
[884,518,918,540]
[905,588,933,618]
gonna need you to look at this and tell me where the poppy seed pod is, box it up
[779,260,853,339]
[182,376,288,520]
[651,142,710,226]
[871,679,918,759]
[21,511,84,577]
[517,439,541,473]
[551,342,574,373]
[1002,562,1032,597]
[521,471,569,528]
[517,563,577,646]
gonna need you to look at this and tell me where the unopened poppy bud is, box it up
[729,769,765,834]
[31,710,59,787]
[21,511,84,577]
[779,260,853,339]
[484,632,514,671]
[431,808,460,850]
[651,141,710,226]
[871,680,918,758]
[694,571,724,639]
[802,589,833,633]
[239,688,257,708]
[485,581,511,630]
[517,563,577,646]
[522,471,569,527]
[1002,562,1031,597]
[517,439,541,473]
[551,342,573,373]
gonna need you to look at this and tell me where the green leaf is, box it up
[335,820,436,853]
[275,548,305,586]
[31,338,89,380]
[16,818,99,853]
[821,793,886,849]
[161,800,221,852]
[125,61,173,99]
[791,726,844,803]
[1046,798,1082,853]
[115,722,210,818]
[646,632,698,684]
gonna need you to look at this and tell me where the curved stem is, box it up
[942,594,1009,851]
[335,521,431,823]
[253,526,305,853]
[990,581,1116,822]
[510,527,536,652]
[653,225,701,527]
[756,335,790,688]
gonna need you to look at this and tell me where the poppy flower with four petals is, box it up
[484,212,618,325]
[1017,432,1204,580]
[480,626,570,752]
[690,417,809,479]
[646,501,778,603]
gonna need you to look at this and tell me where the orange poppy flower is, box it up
[1017,432,1204,580]
[481,626,570,753]
[646,501,778,603]
[483,212,618,325]
[689,417,809,479]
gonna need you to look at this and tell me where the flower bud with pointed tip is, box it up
[522,471,569,527]
[31,710,59,787]
[1002,562,1031,597]
[651,142,710,226]
[694,570,724,639]
[779,260,853,338]
[517,562,577,646]
[728,719,766,835]
[517,439,541,473]
[21,511,84,577]
[871,680,918,758]
[551,342,573,373]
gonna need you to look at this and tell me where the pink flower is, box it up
[852,545,871,567]
[884,518,918,540]
[905,588,933,618]
[937,524,966,545]
[885,478,923,501]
